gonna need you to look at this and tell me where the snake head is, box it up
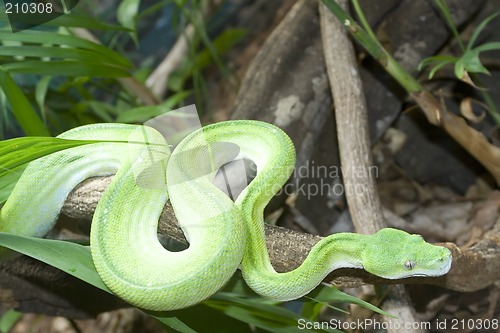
[361,228,452,280]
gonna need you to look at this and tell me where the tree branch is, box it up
[319,1,421,330]
[60,176,500,293]
[2,175,498,318]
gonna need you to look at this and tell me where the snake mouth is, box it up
[411,253,453,278]
[436,255,453,276]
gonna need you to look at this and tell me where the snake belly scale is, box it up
[0,120,452,311]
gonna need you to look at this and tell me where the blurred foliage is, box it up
[0,0,244,138]
[419,1,500,124]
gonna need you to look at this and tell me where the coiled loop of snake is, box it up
[0,120,452,310]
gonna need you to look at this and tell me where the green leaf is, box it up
[0,136,95,183]
[81,101,118,122]
[0,69,50,136]
[168,29,246,91]
[434,0,465,51]
[428,60,457,79]
[117,0,140,44]
[173,0,231,85]
[321,0,353,28]
[194,28,247,71]
[35,76,52,123]
[116,91,191,123]
[428,61,455,79]
[160,304,253,333]
[2,61,130,78]
[418,55,457,70]
[459,49,490,75]
[418,55,457,79]
[0,233,109,291]
[0,309,22,333]
[301,301,325,321]
[0,164,25,204]
[0,46,124,65]
[454,58,466,79]
[467,12,500,51]
[0,31,131,69]
[473,41,500,53]
[0,9,127,31]
[0,232,220,333]
[48,14,133,31]
[207,294,340,333]
[306,284,394,318]
[0,233,197,332]
[152,316,198,333]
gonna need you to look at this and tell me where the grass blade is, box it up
[2,61,130,77]
[0,233,108,291]
[467,12,500,51]
[0,31,131,68]
[0,69,50,136]
[0,136,95,172]
[306,284,393,317]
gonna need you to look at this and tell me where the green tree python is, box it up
[0,120,452,311]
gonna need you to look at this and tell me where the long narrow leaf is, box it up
[0,136,92,200]
[467,12,500,51]
[0,136,95,172]
[0,233,109,291]
[306,284,393,317]
[48,14,133,31]
[0,31,131,68]
[162,304,253,333]
[0,10,131,31]
[117,0,140,44]
[0,233,198,333]
[418,55,457,70]
[427,60,456,79]
[0,309,22,333]
[207,294,340,333]
[35,76,52,123]
[0,46,124,65]
[434,0,465,51]
[0,136,167,175]
[0,136,167,200]
[0,164,26,204]
[0,69,49,136]
[2,61,130,77]
[153,316,198,333]
[473,41,500,53]
[116,91,191,123]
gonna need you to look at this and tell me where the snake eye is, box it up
[404,260,416,270]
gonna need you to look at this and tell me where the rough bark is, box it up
[319,2,422,331]
[2,176,498,319]
[59,176,500,292]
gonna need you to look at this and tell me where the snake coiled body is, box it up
[0,120,452,310]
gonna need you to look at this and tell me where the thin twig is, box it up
[145,24,195,98]
[319,2,424,332]
[60,176,500,292]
